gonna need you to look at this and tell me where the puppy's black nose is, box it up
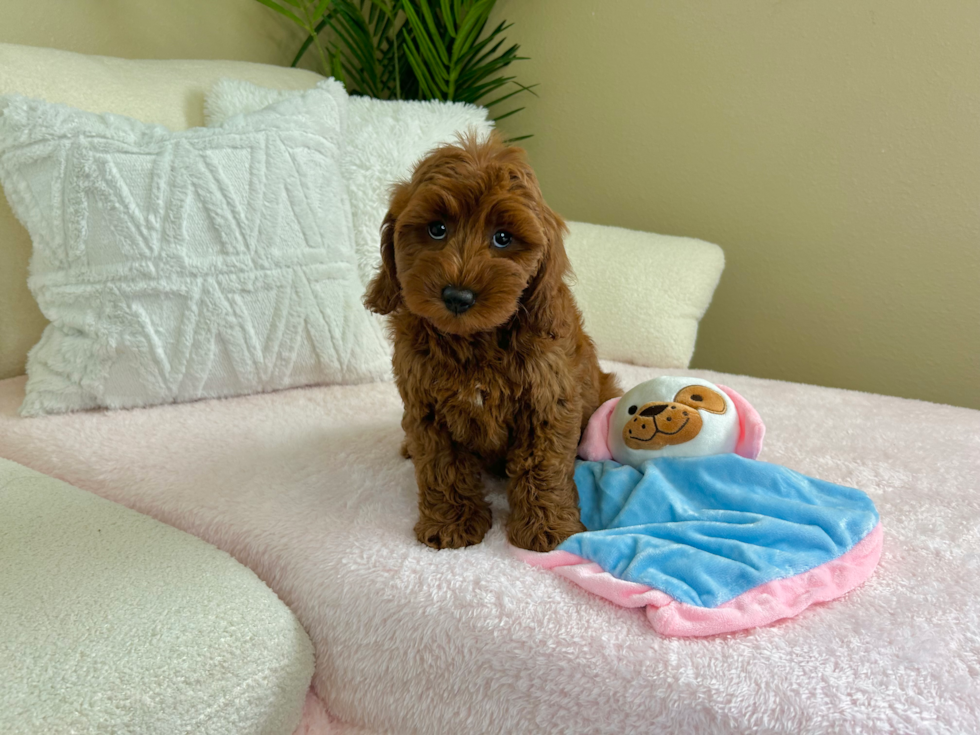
[442,286,476,315]
[640,404,668,417]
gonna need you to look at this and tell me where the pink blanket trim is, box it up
[514,523,883,637]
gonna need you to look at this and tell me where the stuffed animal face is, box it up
[579,376,766,468]
[611,377,739,463]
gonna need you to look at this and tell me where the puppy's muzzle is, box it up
[442,285,476,315]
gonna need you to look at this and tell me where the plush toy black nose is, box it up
[640,404,668,417]
[442,286,476,315]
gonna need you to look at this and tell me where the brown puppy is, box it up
[364,133,620,552]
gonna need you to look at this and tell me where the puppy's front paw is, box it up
[507,514,585,553]
[415,509,492,549]
[400,438,412,459]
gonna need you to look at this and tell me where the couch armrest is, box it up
[565,221,724,369]
[0,458,313,735]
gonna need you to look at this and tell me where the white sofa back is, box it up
[0,42,723,380]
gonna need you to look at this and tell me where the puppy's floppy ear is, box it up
[521,205,571,332]
[363,211,401,315]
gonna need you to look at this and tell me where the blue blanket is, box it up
[558,454,880,609]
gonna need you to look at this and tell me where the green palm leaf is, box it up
[254,0,534,134]
[484,81,538,108]
[254,0,304,27]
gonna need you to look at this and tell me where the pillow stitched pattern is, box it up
[0,81,391,416]
[204,78,494,287]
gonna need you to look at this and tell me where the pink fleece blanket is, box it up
[1,362,978,734]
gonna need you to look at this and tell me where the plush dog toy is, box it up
[578,375,765,465]
[516,377,882,638]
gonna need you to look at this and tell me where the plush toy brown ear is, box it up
[673,385,727,414]
[363,212,401,315]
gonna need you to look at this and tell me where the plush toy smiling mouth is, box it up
[625,413,691,448]
[623,386,728,451]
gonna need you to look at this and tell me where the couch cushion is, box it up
[0,457,314,734]
[564,221,724,368]
[0,42,321,381]
[0,369,976,733]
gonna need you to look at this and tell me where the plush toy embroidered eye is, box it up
[579,376,766,467]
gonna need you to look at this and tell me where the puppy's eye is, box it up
[427,222,447,240]
[492,230,513,249]
[628,405,637,415]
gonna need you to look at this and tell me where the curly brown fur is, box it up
[365,133,620,552]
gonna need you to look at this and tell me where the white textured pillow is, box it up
[0,81,391,416]
[204,78,494,287]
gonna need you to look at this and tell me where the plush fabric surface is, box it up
[204,78,494,289]
[0,362,976,733]
[0,82,390,416]
[0,457,313,735]
[0,42,322,382]
[292,689,376,735]
[515,455,881,637]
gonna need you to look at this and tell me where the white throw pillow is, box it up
[563,222,724,368]
[0,80,391,416]
[204,79,494,287]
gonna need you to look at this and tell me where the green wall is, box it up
[491,0,980,409]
